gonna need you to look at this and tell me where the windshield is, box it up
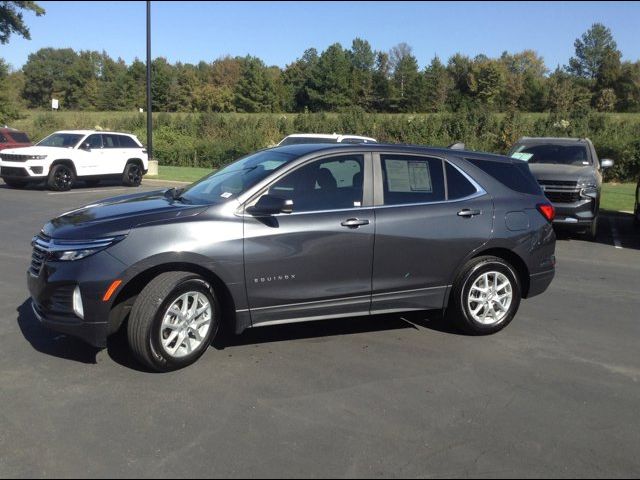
[180,150,296,204]
[510,144,591,166]
[37,133,85,148]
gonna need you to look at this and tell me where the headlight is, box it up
[579,182,598,199]
[48,236,125,261]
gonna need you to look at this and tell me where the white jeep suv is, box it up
[0,130,149,191]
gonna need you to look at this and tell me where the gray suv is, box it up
[27,144,556,371]
[509,137,614,239]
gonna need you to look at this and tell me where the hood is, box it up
[527,163,597,183]
[42,190,209,240]
[1,146,59,157]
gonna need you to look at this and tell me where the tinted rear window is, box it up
[118,135,139,148]
[7,132,30,143]
[0,133,6,143]
[466,158,542,195]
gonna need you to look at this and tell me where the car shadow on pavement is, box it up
[16,299,100,364]
[17,301,461,370]
[212,309,459,350]
[555,211,640,250]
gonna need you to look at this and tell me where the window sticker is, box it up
[220,192,233,198]
[386,160,432,192]
[408,161,432,192]
[511,152,533,161]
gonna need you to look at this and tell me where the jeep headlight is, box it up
[49,236,125,261]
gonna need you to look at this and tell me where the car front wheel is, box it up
[127,272,220,372]
[47,164,75,191]
[447,256,521,335]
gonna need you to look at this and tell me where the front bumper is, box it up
[26,250,128,348]
[0,160,48,179]
[551,198,597,227]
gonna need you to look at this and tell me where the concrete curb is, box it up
[143,177,191,186]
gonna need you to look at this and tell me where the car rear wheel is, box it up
[127,272,220,372]
[123,162,143,187]
[2,178,28,189]
[47,164,75,191]
[447,256,521,335]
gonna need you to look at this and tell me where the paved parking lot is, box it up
[0,179,639,478]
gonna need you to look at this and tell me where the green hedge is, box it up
[13,110,640,181]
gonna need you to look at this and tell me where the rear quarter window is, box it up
[118,136,140,148]
[7,132,30,143]
[466,157,542,195]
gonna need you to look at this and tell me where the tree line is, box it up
[2,23,640,122]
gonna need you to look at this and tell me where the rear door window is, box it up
[380,154,445,205]
[101,134,121,148]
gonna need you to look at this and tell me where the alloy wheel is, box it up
[467,271,513,326]
[159,291,213,358]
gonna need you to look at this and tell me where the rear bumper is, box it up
[527,268,555,298]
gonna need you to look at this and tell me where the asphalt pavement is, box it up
[0,179,639,478]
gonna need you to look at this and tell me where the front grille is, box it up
[0,154,30,162]
[538,179,578,187]
[30,234,51,276]
[1,166,28,177]
[545,191,582,203]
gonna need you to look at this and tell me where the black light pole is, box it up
[146,0,153,161]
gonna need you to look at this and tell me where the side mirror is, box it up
[246,194,293,216]
[80,143,91,151]
[600,159,614,169]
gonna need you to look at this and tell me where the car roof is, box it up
[270,142,513,162]
[54,130,138,136]
[515,136,592,146]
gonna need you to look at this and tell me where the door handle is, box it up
[457,209,481,218]
[341,218,370,228]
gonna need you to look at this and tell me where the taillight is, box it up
[537,203,555,222]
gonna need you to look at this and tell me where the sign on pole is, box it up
[51,99,59,110]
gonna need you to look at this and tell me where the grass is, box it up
[150,165,639,213]
[153,165,214,183]
[601,182,637,213]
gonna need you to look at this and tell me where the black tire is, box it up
[123,162,143,187]
[447,256,522,335]
[584,216,598,240]
[127,272,220,372]
[84,179,100,187]
[2,178,28,189]
[47,164,75,191]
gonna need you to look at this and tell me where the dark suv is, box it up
[0,127,31,151]
[27,144,556,371]
[509,137,613,239]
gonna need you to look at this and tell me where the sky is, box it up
[2,1,640,72]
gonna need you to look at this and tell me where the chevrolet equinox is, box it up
[28,144,556,371]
